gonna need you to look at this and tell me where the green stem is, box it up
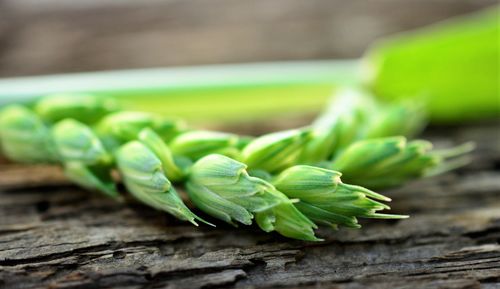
[0,60,361,123]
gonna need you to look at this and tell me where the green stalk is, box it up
[0,60,361,124]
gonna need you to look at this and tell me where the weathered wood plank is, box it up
[0,123,499,288]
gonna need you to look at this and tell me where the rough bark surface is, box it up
[0,123,499,289]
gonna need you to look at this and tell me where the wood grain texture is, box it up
[0,123,499,289]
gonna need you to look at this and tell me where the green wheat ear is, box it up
[169,130,242,161]
[0,90,475,241]
[52,119,112,165]
[186,154,281,226]
[0,105,58,163]
[242,128,312,173]
[364,100,427,139]
[331,136,473,189]
[115,140,209,226]
[138,128,185,182]
[273,165,407,229]
[187,154,320,241]
[50,118,119,198]
[96,111,186,150]
[35,93,118,124]
[300,88,374,164]
[64,162,119,199]
[300,88,427,164]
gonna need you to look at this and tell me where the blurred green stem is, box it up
[0,60,361,124]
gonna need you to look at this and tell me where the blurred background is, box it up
[0,0,496,77]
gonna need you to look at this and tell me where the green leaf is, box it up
[365,7,500,122]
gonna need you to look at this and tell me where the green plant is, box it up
[365,6,499,122]
[0,93,470,240]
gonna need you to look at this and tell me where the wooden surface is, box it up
[1,2,499,288]
[0,122,499,289]
[0,0,497,77]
